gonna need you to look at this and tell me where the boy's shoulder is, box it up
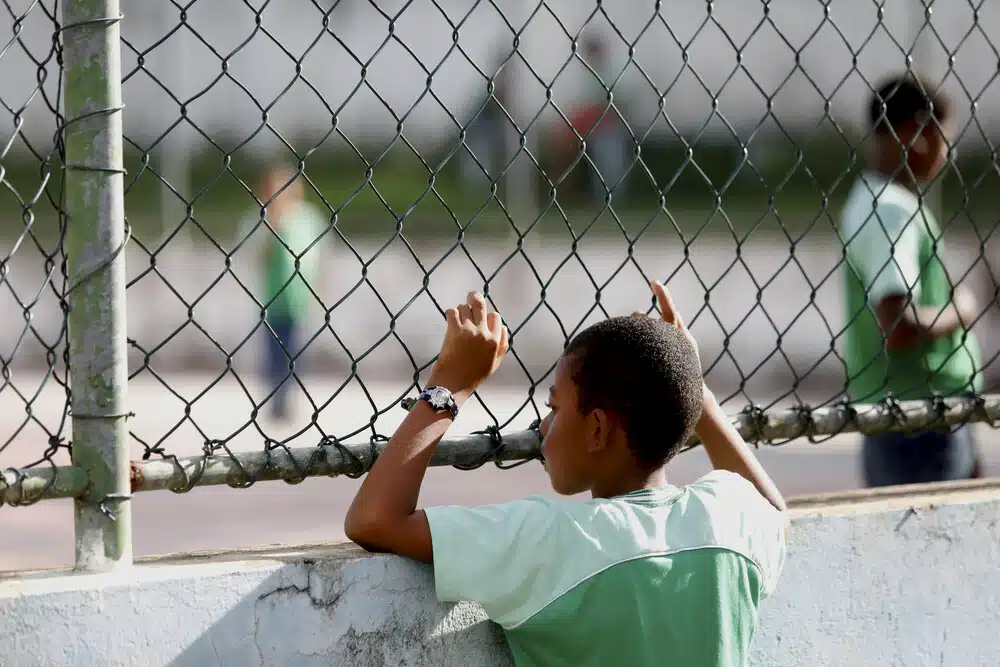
[429,470,783,566]
[426,472,786,627]
[842,173,921,229]
[427,470,779,537]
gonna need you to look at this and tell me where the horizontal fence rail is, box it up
[5,394,1000,506]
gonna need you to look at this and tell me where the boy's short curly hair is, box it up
[868,74,952,134]
[564,315,704,468]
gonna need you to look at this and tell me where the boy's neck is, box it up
[869,156,923,194]
[591,466,669,499]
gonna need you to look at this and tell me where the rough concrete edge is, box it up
[136,541,368,567]
[0,542,369,583]
[787,477,1000,517]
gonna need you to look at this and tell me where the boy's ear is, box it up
[892,119,929,156]
[585,408,613,453]
[894,119,919,143]
[912,114,945,148]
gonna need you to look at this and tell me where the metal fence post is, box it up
[63,0,132,572]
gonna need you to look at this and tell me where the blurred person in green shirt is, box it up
[838,75,982,486]
[240,164,328,421]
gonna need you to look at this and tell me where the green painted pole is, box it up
[63,0,132,572]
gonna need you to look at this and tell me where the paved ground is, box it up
[2,372,999,572]
[6,233,1000,389]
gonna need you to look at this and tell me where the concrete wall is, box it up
[2,482,999,667]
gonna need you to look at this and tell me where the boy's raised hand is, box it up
[429,292,510,397]
[633,280,702,368]
[345,291,507,564]
[640,280,787,513]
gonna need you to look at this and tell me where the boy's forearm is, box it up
[906,303,967,339]
[344,393,467,541]
[344,292,506,560]
[696,389,786,512]
[879,294,973,348]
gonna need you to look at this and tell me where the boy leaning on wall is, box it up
[344,280,788,667]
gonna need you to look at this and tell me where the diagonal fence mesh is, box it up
[0,0,72,504]
[3,0,1000,500]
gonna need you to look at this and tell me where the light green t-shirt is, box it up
[425,470,787,667]
[839,173,981,402]
[240,201,328,320]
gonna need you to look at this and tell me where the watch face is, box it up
[427,390,445,408]
[425,387,449,409]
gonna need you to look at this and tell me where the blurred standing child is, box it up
[240,164,328,421]
[839,75,983,486]
[569,35,631,205]
[462,47,516,198]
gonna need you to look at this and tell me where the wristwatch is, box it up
[417,386,459,419]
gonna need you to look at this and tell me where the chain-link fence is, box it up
[1,0,73,501]
[4,0,1000,569]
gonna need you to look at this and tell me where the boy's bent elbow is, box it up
[754,478,787,515]
[344,510,383,551]
[343,514,363,546]
[343,510,434,563]
[769,486,788,513]
[345,522,390,554]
